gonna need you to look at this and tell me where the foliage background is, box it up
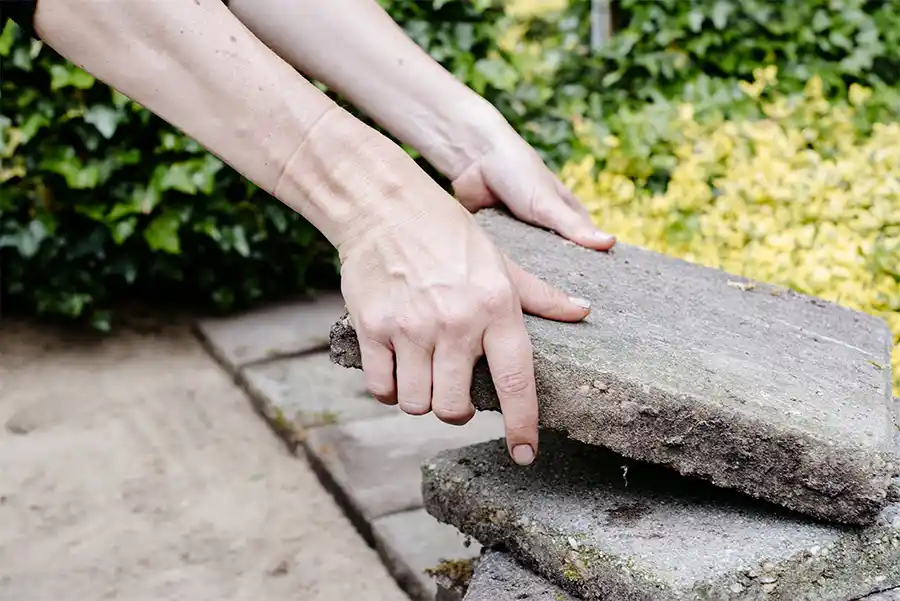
[1,0,897,390]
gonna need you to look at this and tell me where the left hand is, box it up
[451,118,616,252]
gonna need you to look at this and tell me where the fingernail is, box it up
[512,444,535,466]
[569,296,591,309]
[593,231,616,244]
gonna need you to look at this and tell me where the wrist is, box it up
[410,91,507,180]
[272,107,429,253]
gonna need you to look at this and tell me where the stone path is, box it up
[0,317,405,601]
[197,293,499,600]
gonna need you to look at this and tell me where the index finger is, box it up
[482,312,539,466]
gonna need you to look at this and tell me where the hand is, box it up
[452,117,616,252]
[338,161,592,466]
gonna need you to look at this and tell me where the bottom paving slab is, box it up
[423,433,900,601]
[464,551,576,600]
[306,410,504,521]
[197,291,346,370]
[373,508,482,601]
[463,551,900,601]
[241,352,394,432]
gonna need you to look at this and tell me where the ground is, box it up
[0,317,406,601]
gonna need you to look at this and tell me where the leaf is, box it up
[231,226,250,257]
[109,218,138,245]
[0,20,15,56]
[474,57,520,91]
[0,220,49,258]
[711,1,733,30]
[91,310,112,332]
[83,105,123,139]
[144,212,183,254]
[687,9,704,33]
[49,64,96,91]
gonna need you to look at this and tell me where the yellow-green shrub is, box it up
[561,67,900,395]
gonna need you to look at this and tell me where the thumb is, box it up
[504,257,591,323]
[535,201,616,252]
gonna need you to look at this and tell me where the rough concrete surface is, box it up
[463,551,576,601]
[197,291,346,370]
[423,433,900,601]
[331,208,897,525]
[306,410,504,520]
[0,319,406,601]
[241,352,394,433]
[372,508,482,601]
[464,551,899,601]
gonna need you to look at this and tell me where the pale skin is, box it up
[31,0,616,466]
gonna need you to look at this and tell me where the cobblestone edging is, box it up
[195,294,497,601]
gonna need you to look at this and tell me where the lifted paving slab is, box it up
[331,208,897,525]
[373,508,482,601]
[0,319,406,601]
[306,410,504,520]
[197,291,346,370]
[422,433,900,601]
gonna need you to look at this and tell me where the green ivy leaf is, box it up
[0,21,15,56]
[144,211,182,254]
[0,220,48,258]
[109,218,138,245]
[474,58,520,91]
[49,64,96,91]
[711,1,733,29]
[83,105,123,139]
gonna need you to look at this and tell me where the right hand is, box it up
[338,157,592,466]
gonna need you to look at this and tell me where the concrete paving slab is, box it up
[463,551,575,601]
[197,291,345,370]
[372,508,481,601]
[422,433,900,601]
[464,551,899,601]
[331,208,897,525]
[0,319,406,601]
[306,411,504,521]
[242,352,394,435]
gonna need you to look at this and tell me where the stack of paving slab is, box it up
[330,208,900,601]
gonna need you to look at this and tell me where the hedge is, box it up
[0,0,526,329]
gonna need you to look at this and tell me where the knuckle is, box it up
[481,285,515,315]
[436,307,473,334]
[357,312,392,339]
[502,413,538,438]
[532,200,556,224]
[494,369,532,396]
[395,314,426,339]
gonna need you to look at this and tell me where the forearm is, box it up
[228,0,502,180]
[32,0,408,249]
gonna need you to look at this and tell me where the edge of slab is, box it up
[330,313,895,525]
[421,436,900,601]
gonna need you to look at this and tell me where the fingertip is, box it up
[575,229,616,251]
[398,401,432,416]
[511,443,536,466]
[567,296,592,318]
[433,402,476,426]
